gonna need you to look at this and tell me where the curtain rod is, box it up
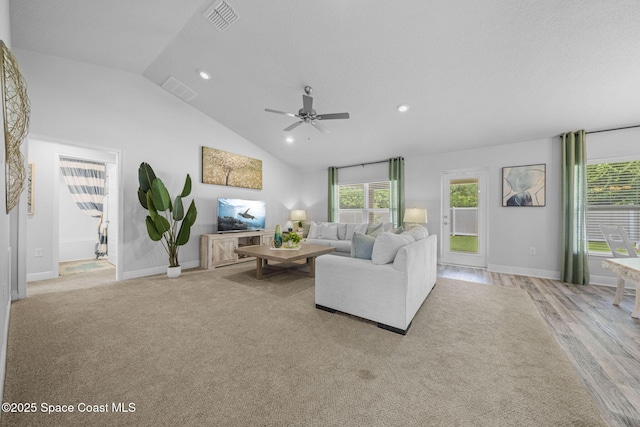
[586,124,640,135]
[335,158,403,170]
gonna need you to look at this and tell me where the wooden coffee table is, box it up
[234,243,336,280]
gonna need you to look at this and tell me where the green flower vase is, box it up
[274,225,283,248]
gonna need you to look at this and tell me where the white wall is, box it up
[303,138,562,279]
[0,0,11,410]
[18,49,301,279]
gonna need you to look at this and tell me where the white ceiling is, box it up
[9,0,640,171]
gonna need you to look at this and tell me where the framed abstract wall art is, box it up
[502,164,546,207]
[202,146,262,190]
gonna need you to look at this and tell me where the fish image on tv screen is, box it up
[217,198,266,232]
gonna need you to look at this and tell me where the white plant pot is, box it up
[167,265,181,278]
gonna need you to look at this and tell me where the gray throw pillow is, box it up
[366,223,384,237]
[351,232,376,259]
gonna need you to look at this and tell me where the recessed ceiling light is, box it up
[198,70,211,80]
[285,136,294,144]
[398,104,410,113]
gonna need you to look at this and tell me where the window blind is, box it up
[587,160,640,244]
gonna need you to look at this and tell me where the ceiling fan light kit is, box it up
[265,86,350,134]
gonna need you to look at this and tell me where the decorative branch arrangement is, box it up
[1,40,30,213]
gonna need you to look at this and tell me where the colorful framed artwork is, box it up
[502,164,546,207]
[202,146,262,190]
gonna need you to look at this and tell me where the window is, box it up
[338,181,390,223]
[587,160,640,255]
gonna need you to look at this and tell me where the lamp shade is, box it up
[290,209,307,221]
[404,208,427,223]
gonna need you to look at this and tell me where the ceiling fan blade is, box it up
[302,94,313,114]
[311,121,330,134]
[316,112,350,120]
[283,121,304,132]
[265,108,297,118]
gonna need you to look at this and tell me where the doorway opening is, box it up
[441,169,488,268]
[25,139,120,294]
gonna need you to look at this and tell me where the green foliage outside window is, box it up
[587,161,640,206]
[450,183,478,207]
[339,185,364,209]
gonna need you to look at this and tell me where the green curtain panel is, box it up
[561,130,590,285]
[389,157,405,228]
[327,167,338,222]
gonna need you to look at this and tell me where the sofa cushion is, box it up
[308,222,319,238]
[351,232,376,259]
[405,226,429,241]
[317,223,338,240]
[336,223,348,240]
[366,223,384,237]
[344,223,358,241]
[371,232,415,265]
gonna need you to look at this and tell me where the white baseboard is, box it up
[121,260,201,281]
[487,265,629,289]
[487,264,561,280]
[588,275,632,288]
[27,271,57,282]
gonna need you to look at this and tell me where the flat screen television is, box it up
[217,198,266,232]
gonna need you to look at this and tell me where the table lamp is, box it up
[404,208,427,230]
[290,209,307,231]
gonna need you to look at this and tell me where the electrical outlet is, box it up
[529,247,536,255]
[35,248,43,257]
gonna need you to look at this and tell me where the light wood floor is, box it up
[438,264,640,427]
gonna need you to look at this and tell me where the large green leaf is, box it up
[180,174,192,197]
[184,199,197,226]
[150,178,171,211]
[145,216,163,241]
[138,163,156,192]
[173,196,184,221]
[137,188,148,209]
[146,191,157,218]
[153,213,171,235]
[176,222,191,246]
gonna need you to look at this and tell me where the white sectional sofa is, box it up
[315,226,437,334]
[304,221,393,256]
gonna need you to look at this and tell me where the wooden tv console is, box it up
[200,230,274,269]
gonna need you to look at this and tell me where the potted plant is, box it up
[137,162,197,278]
[283,231,301,248]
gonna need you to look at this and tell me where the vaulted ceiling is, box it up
[9,0,640,170]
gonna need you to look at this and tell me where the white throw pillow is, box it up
[405,226,429,241]
[371,232,415,265]
[354,223,368,235]
[336,223,348,240]
[317,223,338,240]
[345,223,358,241]
[307,222,318,239]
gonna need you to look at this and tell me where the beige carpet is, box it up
[2,264,605,426]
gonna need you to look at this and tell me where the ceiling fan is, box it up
[265,86,350,134]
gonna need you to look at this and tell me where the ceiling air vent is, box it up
[203,1,240,33]
[161,76,197,103]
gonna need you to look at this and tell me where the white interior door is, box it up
[441,169,488,267]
